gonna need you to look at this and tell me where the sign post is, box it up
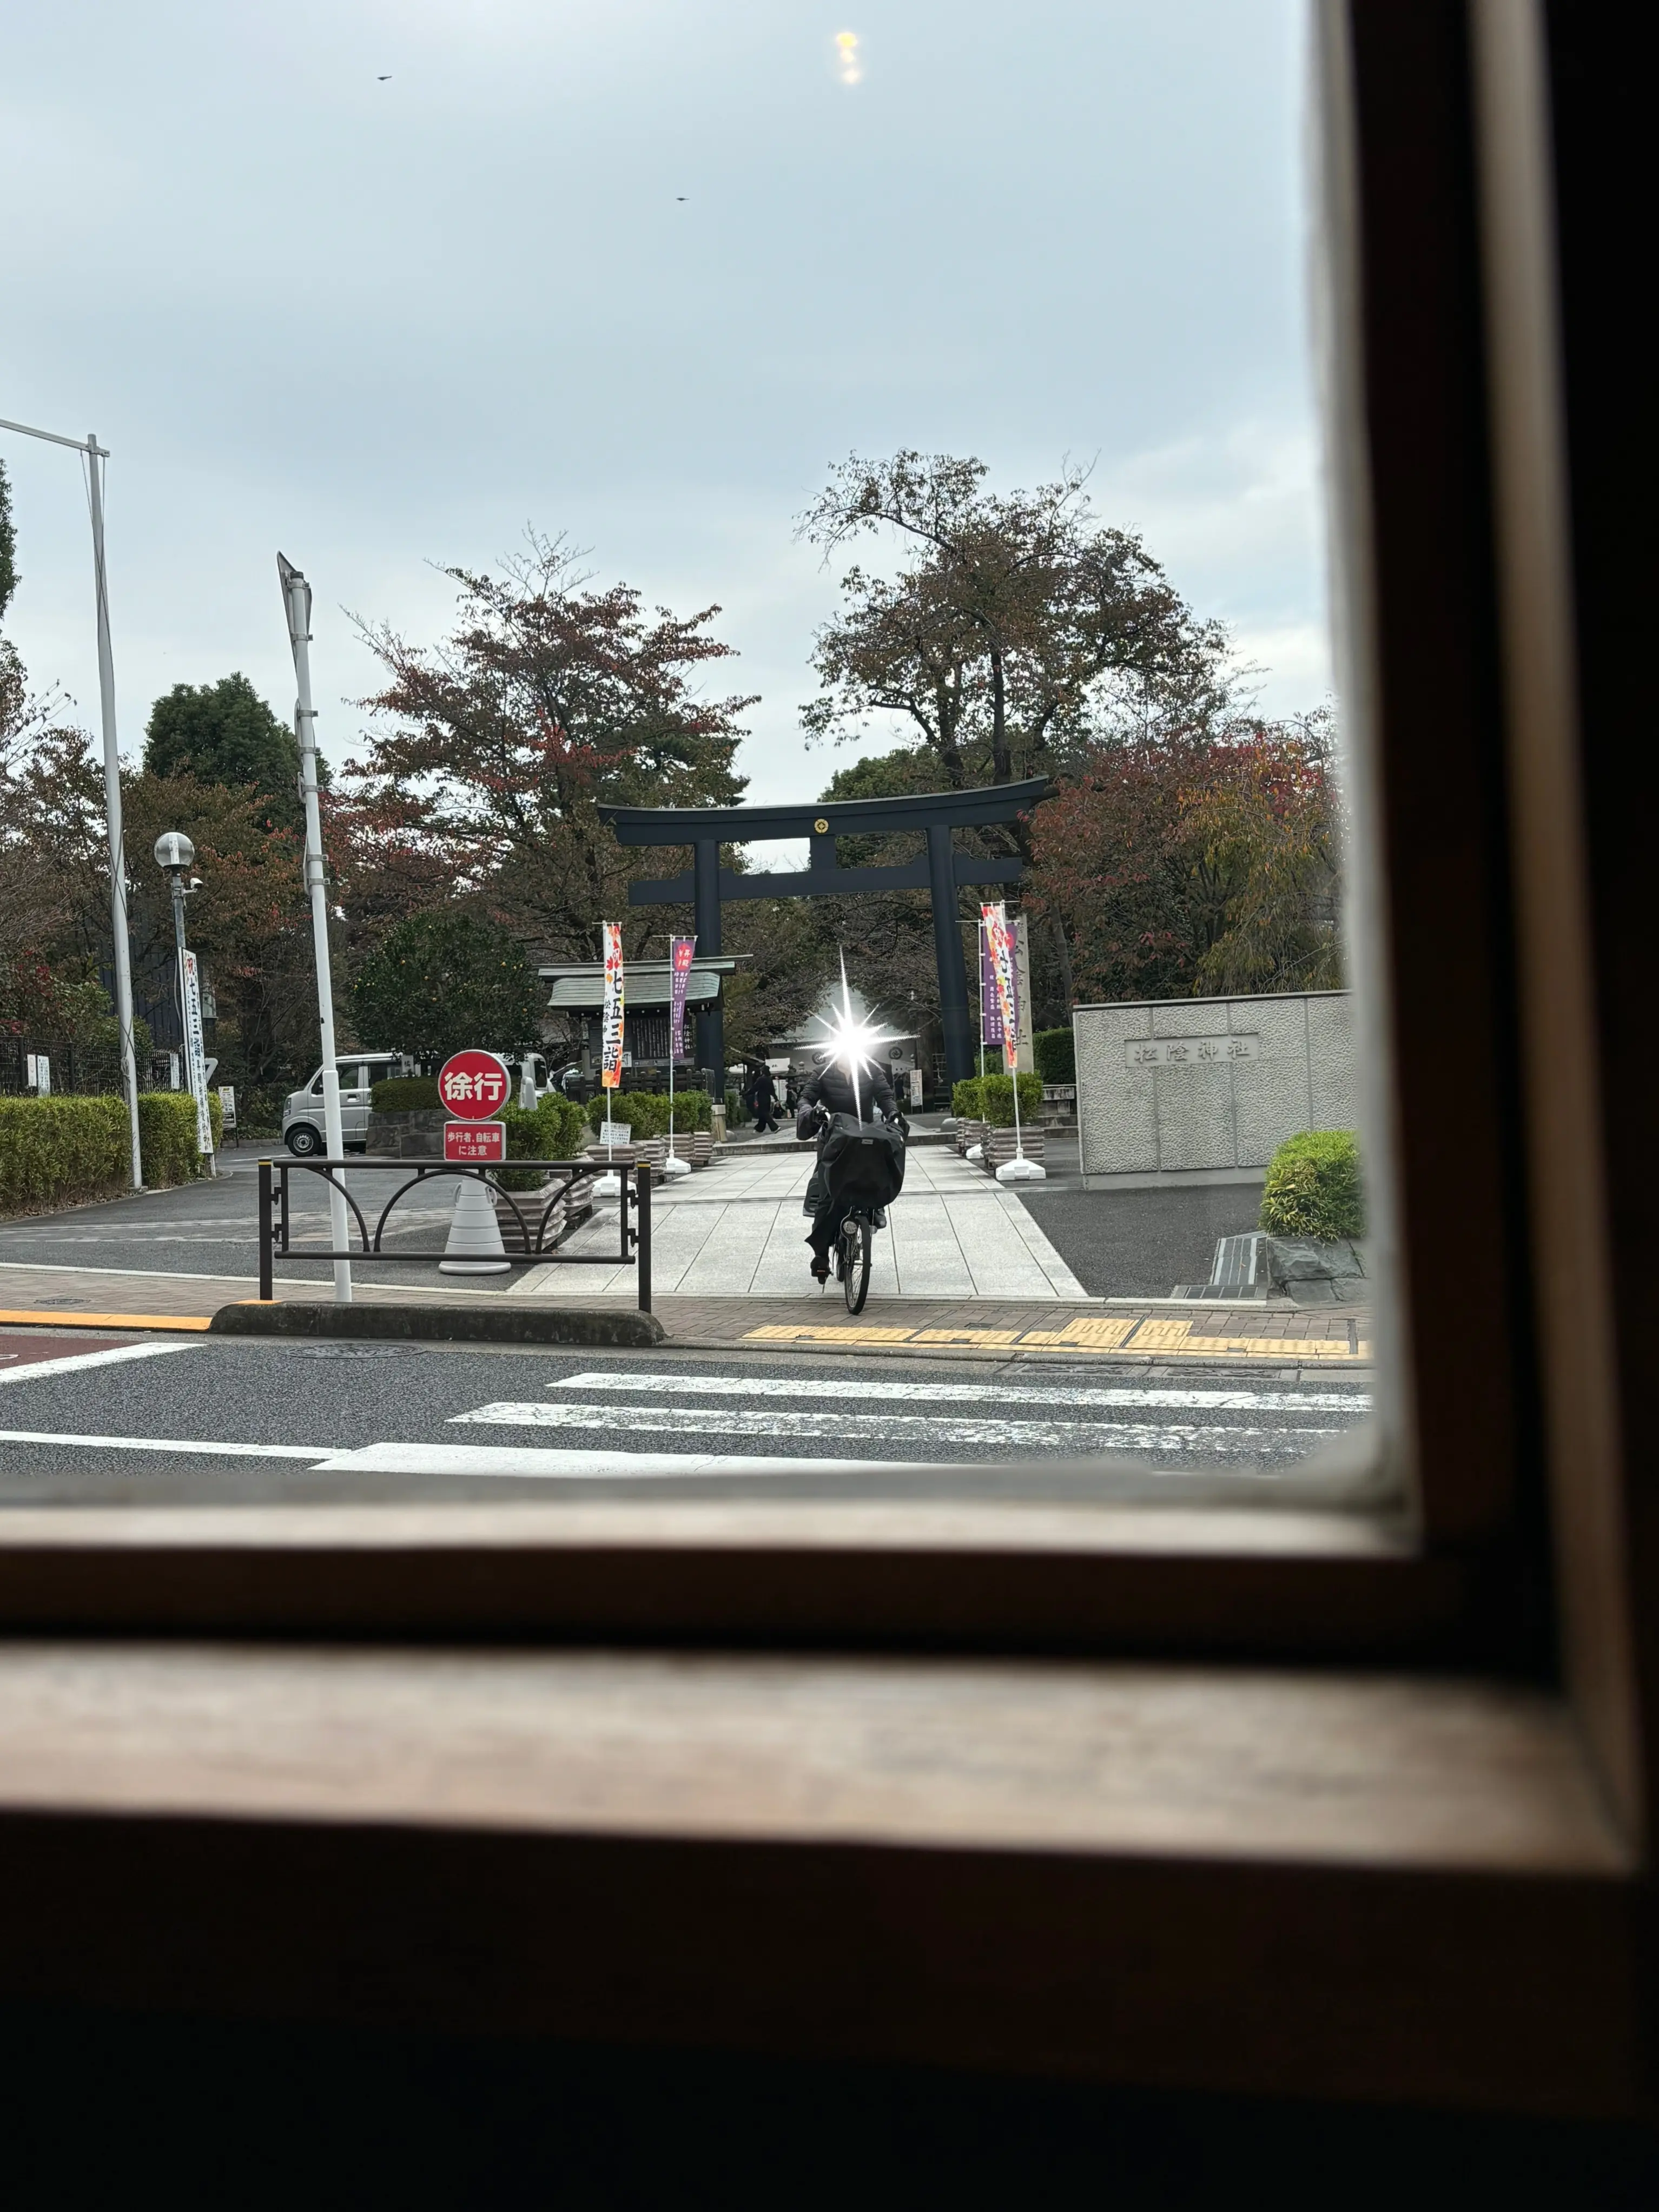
[437,1049,512,1272]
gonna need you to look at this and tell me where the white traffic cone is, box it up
[439,1176,511,1273]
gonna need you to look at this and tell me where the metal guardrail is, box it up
[256,1156,652,1312]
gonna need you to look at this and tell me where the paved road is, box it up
[0,1145,1270,1304]
[0,1329,1371,1503]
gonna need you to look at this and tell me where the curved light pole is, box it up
[277,553,351,1302]
[1,415,143,1187]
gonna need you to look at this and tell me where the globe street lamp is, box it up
[154,830,215,1173]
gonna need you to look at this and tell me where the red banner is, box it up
[600,921,625,1091]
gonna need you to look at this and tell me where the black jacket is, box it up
[796,1061,897,1134]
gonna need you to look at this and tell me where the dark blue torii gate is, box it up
[598,777,1051,1086]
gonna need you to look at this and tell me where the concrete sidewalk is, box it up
[534,1146,1089,1301]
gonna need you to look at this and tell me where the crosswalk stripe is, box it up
[552,1371,1371,1412]
[447,1402,1346,1454]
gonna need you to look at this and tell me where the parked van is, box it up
[282,1053,414,1155]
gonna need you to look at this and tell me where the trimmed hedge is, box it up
[2,1091,222,1216]
[371,1076,442,1113]
[1259,1129,1365,1240]
[951,1077,983,1120]
[498,1093,588,1184]
[1034,1026,1075,1084]
[978,1071,1045,1127]
[584,1089,711,1140]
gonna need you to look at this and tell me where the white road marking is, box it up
[552,1371,1371,1412]
[0,1341,195,1387]
[0,1430,334,1458]
[448,1402,1342,1453]
[310,1443,1197,1481]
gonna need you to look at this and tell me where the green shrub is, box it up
[494,1094,587,1184]
[724,1086,750,1128]
[1,1096,129,1213]
[586,1091,640,1135]
[666,1087,710,1132]
[1259,1130,1365,1240]
[2,1092,226,1216]
[371,1076,442,1113]
[1033,1026,1075,1084]
[951,1077,984,1120]
[137,1090,224,1186]
[977,1071,1045,1127]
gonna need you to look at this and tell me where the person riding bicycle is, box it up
[797,1054,902,1283]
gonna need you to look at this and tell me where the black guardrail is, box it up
[256,1156,652,1312]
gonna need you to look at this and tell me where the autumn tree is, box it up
[346,534,754,961]
[796,452,1232,798]
[1025,715,1342,1003]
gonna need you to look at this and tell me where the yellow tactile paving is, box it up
[742,1315,1369,1359]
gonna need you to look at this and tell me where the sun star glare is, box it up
[835,30,862,85]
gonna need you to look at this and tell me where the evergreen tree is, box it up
[0,460,18,627]
[143,672,302,829]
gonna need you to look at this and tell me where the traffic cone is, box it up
[439,1176,511,1273]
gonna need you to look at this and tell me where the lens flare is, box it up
[809,949,901,1122]
[835,30,862,85]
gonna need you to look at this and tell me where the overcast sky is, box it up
[2,0,1327,813]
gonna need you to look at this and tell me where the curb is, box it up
[208,1302,667,1348]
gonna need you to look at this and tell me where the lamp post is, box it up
[1,415,143,1188]
[154,830,215,1175]
[276,552,351,1302]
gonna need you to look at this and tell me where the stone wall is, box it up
[1072,991,1355,1186]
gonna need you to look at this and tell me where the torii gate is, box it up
[598,776,1051,1085]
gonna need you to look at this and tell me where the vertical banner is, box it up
[979,920,1004,1051]
[600,922,625,1091]
[1013,912,1034,1072]
[181,950,214,1154]
[669,934,697,1061]
[980,903,1020,1074]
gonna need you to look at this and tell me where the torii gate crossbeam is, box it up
[598,777,1051,1085]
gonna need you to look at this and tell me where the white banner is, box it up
[181,949,214,1154]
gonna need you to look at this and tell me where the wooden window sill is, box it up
[0,1497,1513,1660]
[0,1640,1639,2114]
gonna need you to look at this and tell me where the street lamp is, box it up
[276,552,351,1303]
[1,414,143,1188]
[154,830,215,1174]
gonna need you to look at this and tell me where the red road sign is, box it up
[444,1120,506,1163]
[437,1049,511,1118]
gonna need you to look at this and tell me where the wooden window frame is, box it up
[2,1,1653,2118]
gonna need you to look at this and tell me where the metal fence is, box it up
[0,1036,121,1096]
[256,1155,652,1311]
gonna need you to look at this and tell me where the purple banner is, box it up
[980,920,1016,1047]
[669,934,697,1060]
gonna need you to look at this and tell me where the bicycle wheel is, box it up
[843,1216,873,1313]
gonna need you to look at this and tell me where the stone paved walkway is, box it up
[528,1147,1088,1301]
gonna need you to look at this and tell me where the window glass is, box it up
[0,2,1382,1509]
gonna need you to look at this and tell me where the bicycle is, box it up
[834,1204,879,1313]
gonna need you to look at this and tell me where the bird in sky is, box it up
[377,74,392,82]
[676,195,687,201]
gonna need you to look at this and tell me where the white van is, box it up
[282,1053,414,1155]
